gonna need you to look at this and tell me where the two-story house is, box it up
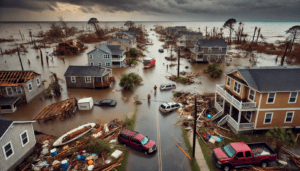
[190,39,227,62]
[213,66,300,134]
[165,26,188,37]
[0,71,44,114]
[107,32,137,52]
[177,33,204,50]
[87,44,126,68]
[0,118,36,171]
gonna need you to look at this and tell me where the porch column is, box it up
[229,104,232,116]
[222,99,225,114]
[238,110,241,129]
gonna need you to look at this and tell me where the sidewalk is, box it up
[188,131,210,171]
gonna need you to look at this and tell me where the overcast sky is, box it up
[0,0,299,22]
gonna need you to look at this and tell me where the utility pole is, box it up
[177,49,180,77]
[28,29,33,44]
[38,47,44,67]
[193,97,197,158]
[17,47,24,71]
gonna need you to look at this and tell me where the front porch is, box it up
[0,96,20,114]
[112,55,126,67]
[94,77,115,88]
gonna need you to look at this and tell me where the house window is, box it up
[3,141,14,160]
[16,87,22,94]
[246,111,252,121]
[219,47,222,52]
[248,89,255,101]
[106,63,111,67]
[285,112,294,123]
[104,54,110,59]
[28,83,33,92]
[90,62,94,66]
[99,63,102,67]
[267,93,276,104]
[89,54,93,59]
[85,77,91,83]
[226,77,231,87]
[234,82,241,94]
[6,87,13,96]
[36,78,40,86]
[264,113,273,124]
[208,47,212,52]
[217,55,221,60]
[289,92,298,103]
[207,55,210,60]
[71,76,76,83]
[20,130,29,147]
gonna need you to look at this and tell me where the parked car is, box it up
[94,99,117,106]
[212,142,278,171]
[159,102,182,113]
[158,49,164,52]
[118,129,156,154]
[160,83,176,90]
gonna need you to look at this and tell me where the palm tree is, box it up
[223,18,236,44]
[286,25,300,52]
[88,18,104,40]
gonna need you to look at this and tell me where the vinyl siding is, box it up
[259,92,300,109]
[0,123,36,171]
[23,75,44,103]
[88,49,112,67]
[65,76,94,89]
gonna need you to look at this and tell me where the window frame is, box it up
[28,83,33,92]
[284,111,294,123]
[20,130,29,147]
[85,76,92,83]
[245,111,252,121]
[6,87,13,96]
[248,89,256,101]
[233,81,241,94]
[105,62,111,67]
[288,92,298,104]
[71,76,76,83]
[2,141,14,160]
[226,77,231,87]
[263,112,273,124]
[90,62,94,66]
[208,47,212,52]
[219,47,222,52]
[16,87,22,95]
[103,54,110,59]
[245,151,252,158]
[36,78,40,86]
[99,63,102,67]
[89,54,93,59]
[266,93,276,104]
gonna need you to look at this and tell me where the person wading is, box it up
[147,93,151,102]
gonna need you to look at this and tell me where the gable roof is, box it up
[0,118,35,140]
[230,66,300,92]
[0,96,20,106]
[0,71,40,87]
[64,66,111,77]
[197,39,227,47]
[106,45,125,55]
[116,32,134,38]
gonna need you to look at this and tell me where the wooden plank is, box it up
[176,145,192,160]
[16,72,24,83]
[1,72,8,83]
[9,72,17,84]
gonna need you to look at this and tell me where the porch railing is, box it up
[215,101,222,112]
[0,109,14,113]
[239,123,255,129]
[227,115,239,130]
[217,115,228,127]
[211,110,223,121]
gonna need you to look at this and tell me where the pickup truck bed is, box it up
[248,142,276,157]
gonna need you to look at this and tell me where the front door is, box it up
[232,152,244,166]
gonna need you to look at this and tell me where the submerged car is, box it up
[159,102,182,113]
[94,99,117,106]
[158,49,164,52]
[160,83,176,90]
[118,129,157,154]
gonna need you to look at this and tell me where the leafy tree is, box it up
[286,25,300,52]
[223,18,236,43]
[119,73,143,89]
[124,21,135,30]
[203,63,223,78]
[126,48,138,57]
[88,18,104,40]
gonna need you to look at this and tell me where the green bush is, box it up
[36,55,40,58]
[173,92,178,97]
[203,63,223,78]
[84,139,112,154]
[119,73,143,89]
[128,59,137,65]
[126,48,139,57]
[265,126,296,146]
[176,76,186,83]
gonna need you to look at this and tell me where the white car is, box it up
[160,83,176,90]
[159,102,182,113]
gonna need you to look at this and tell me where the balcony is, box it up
[112,55,125,62]
[216,84,257,109]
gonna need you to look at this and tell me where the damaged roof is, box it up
[0,71,40,87]
[64,66,111,77]
[236,66,300,92]
[196,39,227,47]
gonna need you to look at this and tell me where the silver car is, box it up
[160,83,176,90]
[159,102,182,113]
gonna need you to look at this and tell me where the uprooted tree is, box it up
[88,18,105,40]
[48,72,62,97]
[119,73,143,89]
[124,21,135,30]
[223,18,236,44]
[286,25,300,53]
[203,63,223,78]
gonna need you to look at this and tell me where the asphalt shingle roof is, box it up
[64,66,111,77]
[197,39,227,47]
[0,97,20,106]
[0,118,13,139]
[106,45,125,55]
[236,66,300,92]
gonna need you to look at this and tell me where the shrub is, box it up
[176,76,186,83]
[173,92,178,97]
[265,126,296,146]
[128,59,137,65]
[126,48,139,57]
[203,63,223,78]
[36,55,40,58]
[84,139,112,155]
[119,73,143,89]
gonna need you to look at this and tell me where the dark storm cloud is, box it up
[0,0,299,21]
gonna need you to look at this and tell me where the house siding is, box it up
[0,123,36,171]
[225,76,246,100]
[260,92,300,109]
[23,75,44,103]
[88,49,112,67]
[65,76,94,89]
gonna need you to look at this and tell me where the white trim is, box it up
[284,111,294,123]
[208,47,212,52]
[71,76,76,83]
[103,54,110,59]
[2,141,14,160]
[248,89,256,102]
[263,112,273,124]
[266,92,276,104]
[6,87,13,96]
[105,62,111,67]
[31,123,36,144]
[20,130,29,147]
[245,111,252,122]
[16,87,22,95]
[233,81,241,94]
[288,92,298,104]
[255,94,262,129]
[258,108,300,111]
[36,78,40,86]
[90,62,94,66]
[85,76,92,83]
[226,77,231,88]
[0,121,35,140]
[89,54,93,59]
[28,83,33,92]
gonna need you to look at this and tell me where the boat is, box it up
[143,58,156,69]
[53,123,96,147]
[158,49,164,52]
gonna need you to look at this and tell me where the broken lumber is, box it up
[176,145,191,160]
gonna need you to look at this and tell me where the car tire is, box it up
[223,164,231,171]
[260,160,269,168]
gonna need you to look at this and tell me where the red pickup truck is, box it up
[118,129,156,154]
[212,142,278,171]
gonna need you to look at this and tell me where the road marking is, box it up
[156,108,163,171]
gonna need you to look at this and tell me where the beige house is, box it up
[213,66,300,134]
[107,32,137,52]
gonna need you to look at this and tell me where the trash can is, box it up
[50,148,58,157]
[206,114,212,119]
[61,160,69,171]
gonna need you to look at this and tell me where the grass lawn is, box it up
[196,135,218,171]
[182,128,201,171]
[116,105,138,171]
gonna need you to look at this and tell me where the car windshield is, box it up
[140,137,149,145]
[222,144,236,158]
[160,104,166,109]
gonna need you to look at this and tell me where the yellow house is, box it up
[213,66,300,134]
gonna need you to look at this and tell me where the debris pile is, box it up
[166,72,200,85]
[55,39,88,56]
